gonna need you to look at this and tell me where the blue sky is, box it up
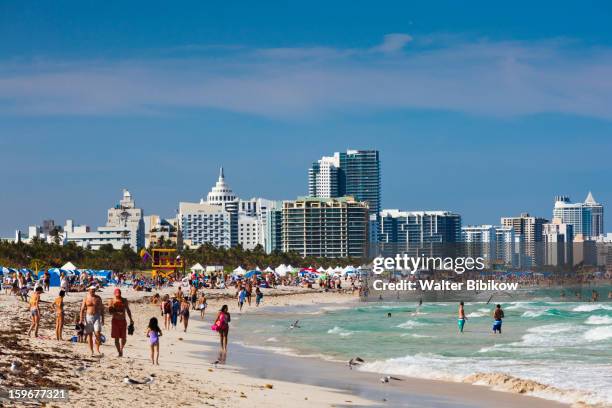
[1,1,611,235]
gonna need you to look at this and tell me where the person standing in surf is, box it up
[492,304,504,334]
[458,301,467,333]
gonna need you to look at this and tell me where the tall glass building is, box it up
[308,149,381,242]
[553,193,604,239]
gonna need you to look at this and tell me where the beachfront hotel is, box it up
[553,193,604,239]
[282,196,369,258]
[378,209,462,257]
[501,213,548,268]
[308,149,381,243]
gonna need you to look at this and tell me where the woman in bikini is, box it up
[179,297,190,332]
[28,286,44,337]
[160,294,172,330]
[213,305,231,364]
[52,290,66,340]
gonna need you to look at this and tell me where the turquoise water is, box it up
[235,291,612,406]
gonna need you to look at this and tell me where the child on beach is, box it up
[74,313,85,342]
[146,317,162,365]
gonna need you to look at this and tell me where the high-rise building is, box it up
[461,225,496,266]
[494,226,516,267]
[501,213,548,268]
[308,154,340,198]
[106,189,145,249]
[379,209,462,257]
[308,149,381,242]
[282,196,369,258]
[179,201,231,248]
[542,218,573,266]
[553,193,604,239]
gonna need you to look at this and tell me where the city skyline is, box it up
[2,2,612,235]
[7,161,607,239]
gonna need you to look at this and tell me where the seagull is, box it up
[74,363,89,375]
[379,375,402,383]
[348,357,365,370]
[289,320,300,329]
[123,376,146,385]
[10,361,22,373]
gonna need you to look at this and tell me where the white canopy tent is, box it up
[61,262,78,271]
[233,266,246,275]
[190,263,205,273]
[317,266,325,273]
[264,266,274,273]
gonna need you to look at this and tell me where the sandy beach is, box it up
[0,285,593,408]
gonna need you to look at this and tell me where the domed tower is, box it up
[206,167,237,205]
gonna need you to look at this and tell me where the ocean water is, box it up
[235,290,612,406]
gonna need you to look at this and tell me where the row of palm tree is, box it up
[0,239,365,273]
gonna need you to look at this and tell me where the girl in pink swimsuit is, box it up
[146,317,162,365]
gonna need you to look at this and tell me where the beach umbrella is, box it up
[300,267,318,274]
[233,266,246,275]
[244,270,262,278]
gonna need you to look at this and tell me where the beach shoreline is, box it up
[0,285,599,407]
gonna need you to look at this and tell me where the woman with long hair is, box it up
[213,305,231,364]
[27,286,44,337]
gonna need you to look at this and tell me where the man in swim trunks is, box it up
[492,304,504,334]
[108,288,133,357]
[458,301,467,333]
[80,285,104,356]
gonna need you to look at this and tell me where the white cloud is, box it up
[372,33,413,53]
[1,35,612,120]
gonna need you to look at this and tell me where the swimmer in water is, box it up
[458,301,467,333]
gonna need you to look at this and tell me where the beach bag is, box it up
[127,323,135,336]
[211,321,219,331]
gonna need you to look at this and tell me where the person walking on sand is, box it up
[80,285,104,356]
[492,304,504,334]
[189,285,198,310]
[108,288,133,357]
[255,287,263,307]
[146,317,162,365]
[237,287,246,312]
[27,286,44,337]
[179,297,190,332]
[198,293,207,319]
[458,301,467,333]
[170,295,180,329]
[161,294,171,330]
[52,290,66,340]
[212,305,231,364]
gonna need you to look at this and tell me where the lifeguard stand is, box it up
[151,248,184,279]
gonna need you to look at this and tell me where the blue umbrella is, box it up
[244,270,262,278]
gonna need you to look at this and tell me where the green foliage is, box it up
[0,240,365,272]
